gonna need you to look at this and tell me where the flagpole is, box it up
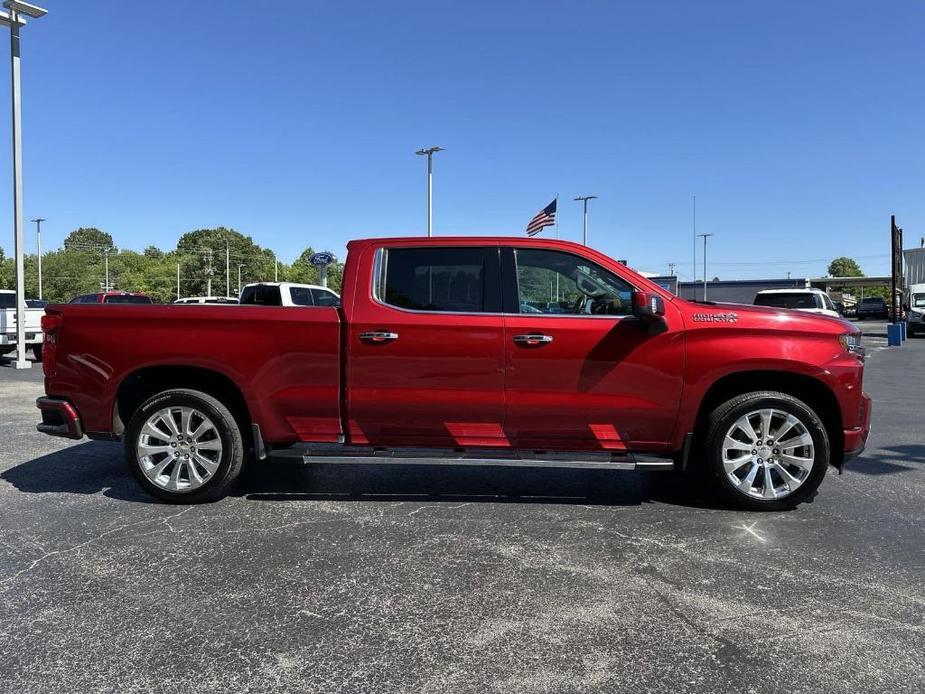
[555,193,560,302]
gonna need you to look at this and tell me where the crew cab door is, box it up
[346,245,506,447]
[501,247,684,452]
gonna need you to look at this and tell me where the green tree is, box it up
[827,257,863,277]
[175,227,277,297]
[63,227,115,252]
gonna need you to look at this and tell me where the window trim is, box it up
[503,247,638,319]
[371,246,503,315]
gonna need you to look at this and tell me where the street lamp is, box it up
[31,217,43,299]
[697,233,714,301]
[237,264,245,297]
[1,1,46,369]
[415,146,443,237]
[574,195,597,246]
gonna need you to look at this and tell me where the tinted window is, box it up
[861,297,885,306]
[70,295,96,304]
[26,299,48,308]
[0,294,14,309]
[290,287,314,306]
[514,248,633,316]
[380,247,498,313]
[104,295,153,304]
[821,294,836,311]
[755,293,817,309]
[312,289,340,307]
[240,285,283,306]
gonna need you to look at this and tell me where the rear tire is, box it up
[32,344,42,361]
[124,388,245,503]
[703,391,829,511]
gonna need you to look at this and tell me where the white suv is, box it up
[754,289,840,318]
[239,282,340,307]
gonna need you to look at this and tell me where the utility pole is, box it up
[31,217,43,299]
[205,248,213,297]
[176,262,180,301]
[668,262,677,276]
[697,233,714,301]
[274,257,278,282]
[3,2,47,368]
[574,195,598,246]
[237,264,245,297]
[225,238,230,298]
[415,146,443,236]
[103,248,110,292]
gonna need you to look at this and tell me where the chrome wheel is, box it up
[721,408,815,500]
[135,406,223,493]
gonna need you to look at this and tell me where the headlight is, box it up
[838,333,864,356]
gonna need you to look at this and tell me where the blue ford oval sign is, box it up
[309,251,335,267]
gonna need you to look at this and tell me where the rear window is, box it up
[240,285,282,306]
[378,246,498,313]
[754,292,818,310]
[861,297,885,306]
[104,295,153,304]
[0,294,14,309]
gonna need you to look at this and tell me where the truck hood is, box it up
[684,300,859,335]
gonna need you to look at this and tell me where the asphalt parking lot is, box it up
[1,321,923,694]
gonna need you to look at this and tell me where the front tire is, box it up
[704,391,830,511]
[124,389,245,503]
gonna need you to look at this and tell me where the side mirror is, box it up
[633,290,665,319]
[633,291,667,333]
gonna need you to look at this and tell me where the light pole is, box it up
[415,146,443,236]
[237,264,245,297]
[103,248,110,292]
[176,262,180,301]
[31,216,43,299]
[2,1,46,369]
[697,233,714,301]
[225,238,230,298]
[574,195,597,246]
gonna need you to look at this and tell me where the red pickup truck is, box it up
[36,237,871,510]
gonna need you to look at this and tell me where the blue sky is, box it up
[0,0,922,280]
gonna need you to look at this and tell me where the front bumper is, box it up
[842,392,872,461]
[36,396,84,439]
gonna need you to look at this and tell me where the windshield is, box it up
[913,293,925,308]
[754,292,818,310]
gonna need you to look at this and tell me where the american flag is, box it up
[525,198,557,236]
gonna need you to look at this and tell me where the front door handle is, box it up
[513,334,553,346]
[360,331,399,343]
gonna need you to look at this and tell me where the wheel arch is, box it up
[693,370,844,467]
[114,365,252,438]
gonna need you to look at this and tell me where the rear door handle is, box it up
[360,331,399,343]
[513,334,553,346]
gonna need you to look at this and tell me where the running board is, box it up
[268,445,677,471]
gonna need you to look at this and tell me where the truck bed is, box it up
[43,304,342,443]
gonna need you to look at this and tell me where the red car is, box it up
[70,292,153,304]
[37,237,871,510]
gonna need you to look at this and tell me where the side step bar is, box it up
[268,444,677,471]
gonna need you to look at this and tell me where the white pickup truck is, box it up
[239,282,340,307]
[0,290,44,359]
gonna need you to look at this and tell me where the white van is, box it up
[907,283,925,336]
[754,289,840,318]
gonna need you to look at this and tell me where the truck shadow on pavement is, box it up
[846,444,925,475]
[3,440,731,509]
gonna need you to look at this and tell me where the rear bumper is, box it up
[36,396,84,440]
[842,392,872,461]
